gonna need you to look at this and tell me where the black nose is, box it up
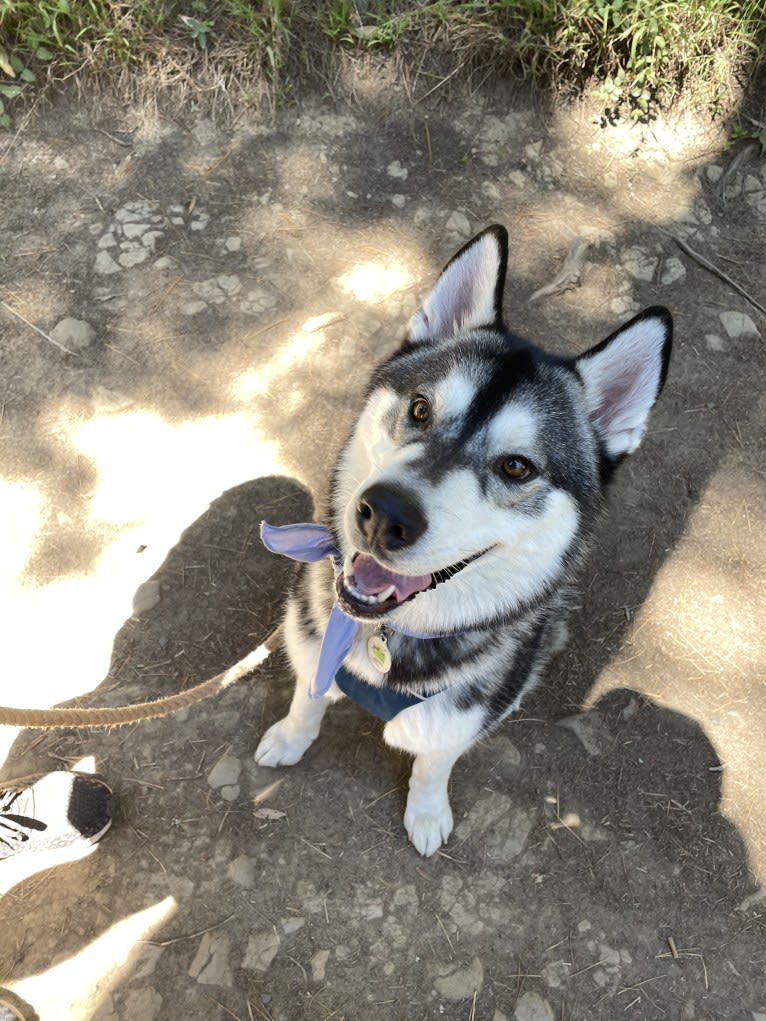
[356,483,427,552]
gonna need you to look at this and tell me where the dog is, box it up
[255,224,672,857]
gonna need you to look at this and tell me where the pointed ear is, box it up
[576,307,673,460]
[407,225,508,343]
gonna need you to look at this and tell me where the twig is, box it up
[528,237,590,304]
[659,229,766,321]
[140,913,235,947]
[0,299,75,354]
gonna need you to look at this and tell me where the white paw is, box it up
[404,800,454,857]
[254,718,317,767]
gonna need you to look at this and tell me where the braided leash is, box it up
[0,627,282,730]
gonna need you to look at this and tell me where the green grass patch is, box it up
[1,0,764,124]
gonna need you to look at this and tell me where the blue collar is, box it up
[260,521,455,702]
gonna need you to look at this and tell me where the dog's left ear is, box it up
[407,224,508,343]
[576,307,673,459]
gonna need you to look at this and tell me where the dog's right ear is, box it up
[407,225,508,344]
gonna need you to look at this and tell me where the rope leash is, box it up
[0,627,282,730]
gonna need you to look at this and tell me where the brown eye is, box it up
[500,455,536,481]
[409,395,431,424]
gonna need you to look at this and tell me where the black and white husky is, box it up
[255,225,672,857]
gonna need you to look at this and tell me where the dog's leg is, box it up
[254,596,337,768]
[254,678,331,767]
[384,699,485,857]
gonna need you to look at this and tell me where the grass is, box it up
[0,0,764,124]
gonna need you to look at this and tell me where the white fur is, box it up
[408,231,502,342]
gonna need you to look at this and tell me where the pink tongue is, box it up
[352,554,432,603]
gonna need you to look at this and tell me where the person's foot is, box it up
[0,771,113,860]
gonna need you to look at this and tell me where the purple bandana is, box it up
[260,521,360,699]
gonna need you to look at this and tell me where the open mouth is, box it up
[336,548,491,620]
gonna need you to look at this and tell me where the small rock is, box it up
[282,917,305,935]
[524,140,544,161]
[387,160,408,180]
[705,333,726,352]
[433,957,484,1000]
[132,580,161,614]
[122,989,162,1021]
[705,164,723,183]
[391,194,406,208]
[217,274,242,295]
[609,295,640,317]
[141,230,165,251]
[94,251,121,275]
[744,174,762,194]
[719,310,760,339]
[154,256,174,270]
[445,210,471,236]
[50,317,96,351]
[220,784,240,802]
[225,236,242,252]
[242,931,280,973]
[311,949,330,982]
[660,256,686,285]
[507,170,528,189]
[190,214,210,232]
[226,855,256,888]
[208,752,242,789]
[118,248,149,268]
[188,931,232,985]
[182,300,208,316]
[122,221,149,239]
[514,992,555,1021]
[97,232,117,249]
[557,712,604,756]
[621,246,658,282]
[482,181,501,201]
[171,216,185,226]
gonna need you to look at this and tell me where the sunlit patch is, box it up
[231,328,326,401]
[0,479,42,587]
[5,896,177,1021]
[336,261,412,303]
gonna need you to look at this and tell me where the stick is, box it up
[0,299,76,355]
[659,230,766,321]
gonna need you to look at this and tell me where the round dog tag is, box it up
[367,632,391,673]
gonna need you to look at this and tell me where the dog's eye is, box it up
[499,455,536,481]
[409,396,431,424]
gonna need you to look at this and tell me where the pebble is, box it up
[97,232,117,249]
[242,931,280,973]
[122,221,149,239]
[719,310,760,339]
[446,210,471,236]
[94,251,121,275]
[661,256,686,285]
[433,956,484,1000]
[387,160,408,180]
[220,784,240,802]
[50,317,96,351]
[706,164,723,183]
[705,333,726,352]
[225,236,242,252]
[557,711,604,756]
[182,300,208,316]
[188,931,232,985]
[391,194,406,208]
[482,181,501,201]
[514,992,555,1021]
[132,580,161,614]
[119,248,149,268]
[311,949,330,982]
[208,752,242,789]
[122,989,163,1020]
[226,854,256,888]
[621,246,658,282]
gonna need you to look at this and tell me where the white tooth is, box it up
[376,585,396,603]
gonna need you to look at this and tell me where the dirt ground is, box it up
[0,82,764,1021]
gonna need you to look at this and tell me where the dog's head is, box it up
[332,225,672,632]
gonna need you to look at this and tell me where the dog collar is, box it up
[260,521,458,701]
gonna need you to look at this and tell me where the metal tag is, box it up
[367,632,391,674]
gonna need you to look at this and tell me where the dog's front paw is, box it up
[404,800,454,857]
[254,718,318,768]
